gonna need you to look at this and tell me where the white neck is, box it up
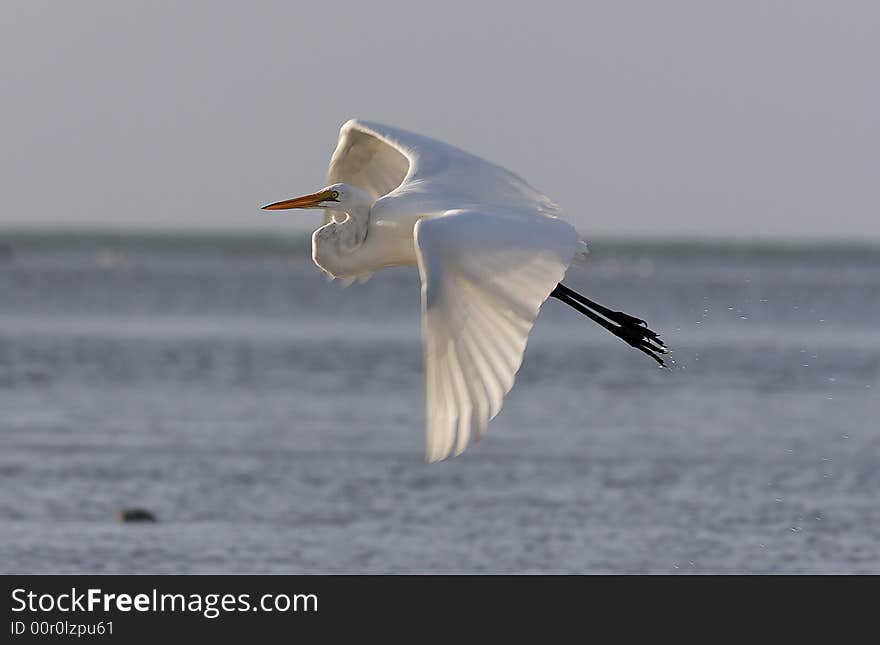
[311,185,374,278]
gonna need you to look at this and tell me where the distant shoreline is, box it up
[1,228,879,260]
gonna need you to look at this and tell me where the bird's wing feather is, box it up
[325,119,563,224]
[327,121,413,198]
[323,120,413,225]
[414,208,579,462]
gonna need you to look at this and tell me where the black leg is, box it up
[550,283,669,367]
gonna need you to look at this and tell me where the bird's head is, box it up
[261,183,365,211]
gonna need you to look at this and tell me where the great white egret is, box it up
[263,119,667,462]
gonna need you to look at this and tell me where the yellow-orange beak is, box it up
[261,189,336,211]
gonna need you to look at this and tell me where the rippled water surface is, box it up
[1,235,879,573]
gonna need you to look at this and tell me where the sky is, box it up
[1,1,878,240]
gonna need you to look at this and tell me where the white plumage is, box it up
[264,119,584,461]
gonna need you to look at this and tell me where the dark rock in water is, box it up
[118,508,157,523]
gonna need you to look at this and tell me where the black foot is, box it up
[550,284,669,367]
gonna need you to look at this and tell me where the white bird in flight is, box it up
[263,119,667,462]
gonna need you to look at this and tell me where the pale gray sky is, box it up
[2,1,878,240]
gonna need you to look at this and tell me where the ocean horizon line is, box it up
[2,227,879,259]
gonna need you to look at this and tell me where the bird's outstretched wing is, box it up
[324,119,562,224]
[324,120,412,226]
[414,208,579,462]
[327,121,412,200]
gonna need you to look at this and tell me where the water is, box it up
[1,234,879,573]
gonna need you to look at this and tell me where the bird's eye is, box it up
[331,191,339,199]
